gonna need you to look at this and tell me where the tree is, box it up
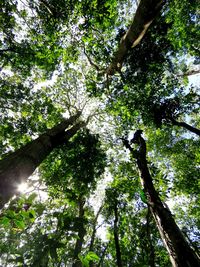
[105,189,123,267]
[106,0,164,74]
[0,129,106,266]
[122,130,200,266]
[0,112,85,208]
[0,0,200,266]
[101,159,171,266]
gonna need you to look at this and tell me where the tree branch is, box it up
[106,0,164,75]
[83,46,101,72]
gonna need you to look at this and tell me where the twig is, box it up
[83,46,100,71]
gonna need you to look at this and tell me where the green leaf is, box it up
[14,220,25,229]
[139,189,147,204]
[6,210,16,219]
[0,216,10,226]
[28,210,36,219]
[85,251,99,261]
[78,251,99,266]
[78,254,89,267]
[27,193,37,203]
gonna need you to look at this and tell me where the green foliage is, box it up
[40,129,106,197]
[139,188,147,204]
[165,0,200,56]
[79,251,99,267]
[0,0,199,266]
[0,193,37,230]
[0,74,63,155]
[0,0,123,77]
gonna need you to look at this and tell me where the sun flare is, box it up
[17,182,28,193]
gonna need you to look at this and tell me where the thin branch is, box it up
[177,69,200,77]
[0,48,16,55]
[39,0,54,15]
[170,117,200,136]
[83,46,101,72]
[89,204,104,251]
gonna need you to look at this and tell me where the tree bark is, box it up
[106,0,164,75]
[72,197,86,267]
[0,112,83,208]
[125,132,200,267]
[113,202,123,267]
[170,118,200,136]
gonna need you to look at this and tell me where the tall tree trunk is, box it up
[106,0,164,75]
[123,131,200,267]
[170,117,200,136]
[89,205,103,267]
[0,112,83,208]
[113,202,123,267]
[72,197,86,267]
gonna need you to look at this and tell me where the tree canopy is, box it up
[0,0,200,266]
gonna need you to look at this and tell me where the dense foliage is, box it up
[0,0,199,266]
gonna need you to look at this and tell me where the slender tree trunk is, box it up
[97,243,109,267]
[170,118,200,136]
[124,131,200,267]
[113,202,123,267]
[0,112,83,208]
[146,207,156,267]
[107,0,164,75]
[89,205,103,251]
[72,197,86,267]
[89,205,103,267]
